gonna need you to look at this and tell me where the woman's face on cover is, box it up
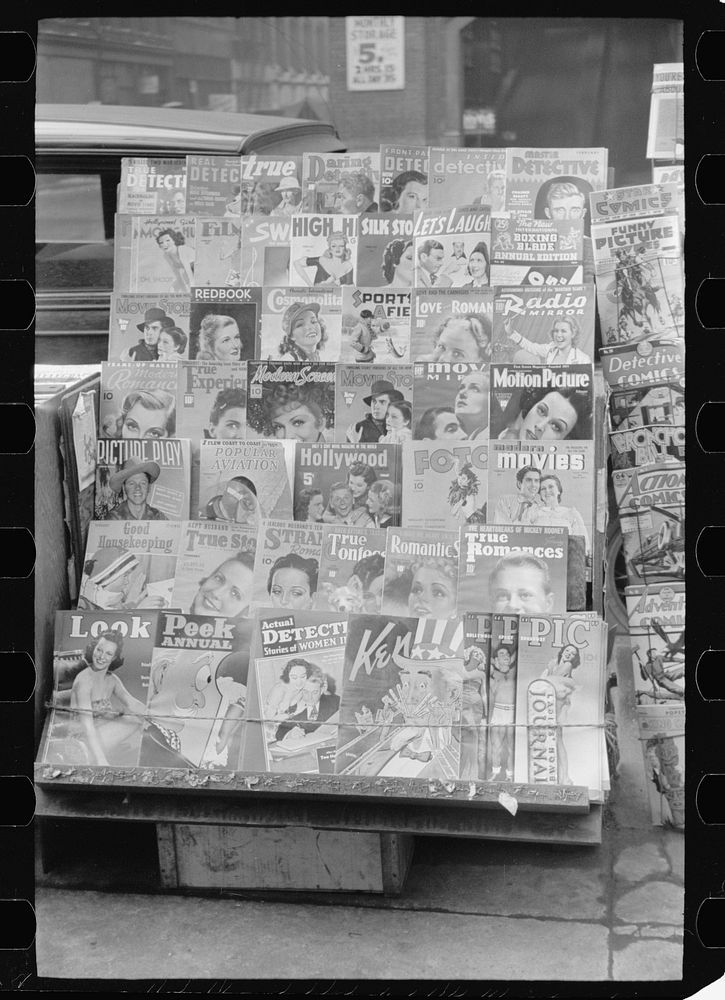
[157,329,180,358]
[468,251,488,282]
[455,371,487,417]
[286,662,309,690]
[408,565,457,619]
[121,401,170,439]
[307,492,325,522]
[192,559,252,618]
[212,322,242,362]
[520,392,578,441]
[157,233,175,252]
[539,477,561,508]
[431,410,465,440]
[269,567,314,609]
[394,244,415,285]
[386,405,408,431]
[290,310,322,351]
[91,636,118,672]
[210,406,245,439]
[271,403,322,442]
[551,320,575,352]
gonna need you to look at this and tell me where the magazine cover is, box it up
[646,62,684,162]
[489,363,594,443]
[588,182,680,226]
[401,439,488,531]
[489,216,584,287]
[335,613,465,780]
[139,613,253,771]
[289,213,359,287]
[600,340,685,399]
[239,214,292,287]
[243,611,348,775]
[334,364,414,444]
[171,520,257,620]
[591,213,684,347]
[293,442,402,529]
[341,287,412,364]
[95,437,191,522]
[428,147,506,211]
[458,524,569,616]
[651,165,685,234]
[37,609,161,768]
[608,381,685,433]
[609,422,685,470]
[379,144,429,213]
[639,715,686,829]
[412,207,491,288]
[198,438,295,524]
[492,285,595,366]
[301,151,381,214]
[258,286,343,363]
[99,362,179,439]
[411,287,493,364]
[251,519,324,613]
[188,285,261,362]
[119,157,186,215]
[412,362,490,442]
[78,520,181,613]
[239,153,303,216]
[355,213,416,287]
[246,361,337,444]
[381,528,460,620]
[193,217,243,288]
[614,461,685,587]
[626,582,685,707]
[514,613,607,798]
[460,612,492,781]
[485,613,519,782]
[113,214,196,294]
[314,525,387,614]
[185,154,242,216]
[108,294,191,363]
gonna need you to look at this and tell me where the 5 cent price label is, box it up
[346,16,405,92]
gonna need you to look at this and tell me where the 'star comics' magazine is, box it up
[94,437,191,522]
[171,520,257,621]
[341,287,412,364]
[401,439,488,531]
[258,286,343,363]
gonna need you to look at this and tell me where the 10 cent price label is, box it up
[346,16,405,92]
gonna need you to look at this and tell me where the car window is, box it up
[36,172,106,243]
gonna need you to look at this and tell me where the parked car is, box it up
[35,104,346,363]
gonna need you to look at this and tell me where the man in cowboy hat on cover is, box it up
[348,379,405,443]
[108,456,167,521]
[127,307,174,362]
[271,175,302,217]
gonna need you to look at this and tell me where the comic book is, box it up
[171,520,257,620]
[239,153,303,216]
[341,287,412,364]
[401,439,488,531]
[485,613,519,781]
[591,213,684,347]
[646,63,684,162]
[335,613,465,780]
[355,213,415,287]
[78,520,181,613]
[626,582,685,707]
[108,293,191,363]
[94,437,191,522]
[334,363,414,445]
[588,182,681,227]
[599,340,685,401]
[314,524,387,615]
[289,213,359,287]
[639,716,686,828]
[251,518,324,613]
[113,214,197,295]
[428,147,506,211]
[491,284,595,366]
[381,527,460,620]
[411,362,490,442]
[488,363,595,443]
[242,611,348,775]
[608,381,685,437]
[651,165,684,234]
[412,207,491,289]
[193,217,243,288]
[458,524,569,616]
[239,214,292,288]
[293,442,402,529]
[198,438,295,524]
[139,613,254,772]
[488,216,584,287]
[301,151,381,214]
[118,157,187,216]
[245,360,337,443]
[613,461,685,587]
[258,286,343,363]
[460,612,492,781]
[411,287,493,363]
[379,144,430,212]
[37,610,162,769]
[99,361,179,439]
[185,154,242,217]
[609,421,685,470]
[188,285,261,362]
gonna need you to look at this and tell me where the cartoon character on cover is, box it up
[492,466,543,524]
[525,473,590,557]
[414,406,466,441]
[201,649,249,769]
[156,325,187,362]
[378,399,413,444]
[346,379,404,443]
[278,301,328,362]
[117,389,176,440]
[190,550,255,620]
[196,314,245,362]
[80,546,167,611]
[462,241,490,288]
[488,553,556,615]
[293,232,353,286]
[540,643,581,785]
[204,476,260,526]
[383,170,428,214]
[270,176,302,217]
[154,227,195,293]
[267,552,318,610]
[460,643,488,781]
[422,314,491,364]
[381,239,415,287]
[383,657,461,772]
[261,383,331,443]
[123,307,173,362]
[488,642,517,782]
[494,384,592,442]
[273,665,341,749]
[416,239,452,288]
[447,459,485,523]
[107,457,168,522]
[502,315,591,365]
[455,369,490,440]
[207,388,246,440]
[366,479,399,529]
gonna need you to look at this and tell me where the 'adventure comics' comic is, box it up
[401,439,488,531]
[613,461,685,587]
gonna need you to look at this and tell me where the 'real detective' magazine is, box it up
[341,287,412,365]
[401,438,487,532]
[185,154,242,217]
[94,437,191,522]
[314,524,387,615]
[198,438,295,525]
[171,520,257,622]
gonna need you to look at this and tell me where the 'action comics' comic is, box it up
[613,461,685,587]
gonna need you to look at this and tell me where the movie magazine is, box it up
[381,527,460,620]
[293,442,402,529]
[171,519,257,620]
[108,293,191,363]
[193,217,243,288]
[185,154,242,216]
[428,147,506,211]
[334,363,414,444]
[486,613,519,781]
[78,520,181,613]
[239,153,303,216]
[591,213,684,347]
[379,144,430,213]
[258,286,343,363]
[355,213,415,287]
[118,157,187,216]
[301,151,381,214]
[289,213,359,287]
[314,525,387,615]
[99,361,179,439]
[188,285,261,362]
[411,287,493,363]
[491,284,595,366]
[488,363,594,444]
[139,613,253,771]
[242,611,348,775]
[95,437,191,522]
[251,519,324,613]
[613,461,685,587]
[113,214,196,294]
[239,214,292,287]
[401,439,488,531]
[458,524,569,616]
[513,613,607,799]
[335,613,464,780]
[37,609,162,769]
[245,361,337,444]
[488,216,584,287]
[460,611,492,781]
[646,62,684,163]
[198,438,295,524]
[411,361,490,442]
[412,207,491,289]
[341,287,412,364]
